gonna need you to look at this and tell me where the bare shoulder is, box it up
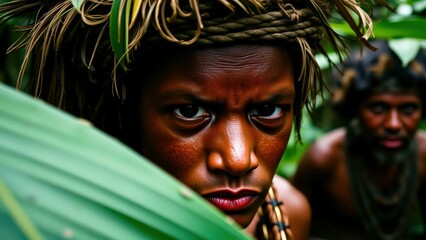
[301,127,346,171]
[273,175,311,240]
[274,175,310,215]
[416,130,426,179]
[292,127,346,194]
[416,130,426,156]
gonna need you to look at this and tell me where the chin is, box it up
[228,210,258,229]
[372,149,407,166]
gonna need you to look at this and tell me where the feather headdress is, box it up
[0,0,392,140]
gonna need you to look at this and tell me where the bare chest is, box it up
[327,159,358,216]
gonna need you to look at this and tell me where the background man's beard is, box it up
[350,119,415,167]
[368,141,413,167]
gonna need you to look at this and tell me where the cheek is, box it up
[359,112,382,131]
[403,114,422,133]
[142,129,202,175]
[257,129,292,170]
[138,95,201,176]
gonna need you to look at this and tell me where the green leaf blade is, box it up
[0,82,251,240]
[110,0,130,69]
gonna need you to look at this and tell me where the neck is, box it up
[366,163,400,188]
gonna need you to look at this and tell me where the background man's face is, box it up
[358,91,422,164]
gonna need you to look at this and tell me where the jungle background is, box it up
[277,0,426,177]
[2,1,426,239]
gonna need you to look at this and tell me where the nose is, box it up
[206,117,259,177]
[384,110,402,133]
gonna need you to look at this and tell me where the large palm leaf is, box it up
[0,82,251,239]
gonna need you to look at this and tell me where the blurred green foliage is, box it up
[278,0,426,178]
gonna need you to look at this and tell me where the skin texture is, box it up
[135,44,310,239]
[292,91,426,239]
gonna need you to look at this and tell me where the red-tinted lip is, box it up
[203,190,259,212]
[381,138,403,148]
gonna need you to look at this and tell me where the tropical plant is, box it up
[0,82,250,239]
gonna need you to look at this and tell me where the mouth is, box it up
[203,189,259,212]
[379,136,403,148]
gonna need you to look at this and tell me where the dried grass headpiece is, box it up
[0,0,390,140]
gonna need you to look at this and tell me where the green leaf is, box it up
[0,180,42,240]
[110,0,131,69]
[389,38,426,66]
[71,0,84,13]
[130,0,143,28]
[331,15,426,40]
[0,82,251,240]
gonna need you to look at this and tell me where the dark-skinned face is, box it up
[358,92,422,164]
[137,45,295,228]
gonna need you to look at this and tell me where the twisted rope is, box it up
[143,8,323,45]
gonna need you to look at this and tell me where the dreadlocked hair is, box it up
[0,0,392,142]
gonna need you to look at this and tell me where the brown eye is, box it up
[249,104,290,131]
[173,104,209,120]
[250,104,286,119]
[171,104,211,131]
[400,103,419,115]
[368,103,387,114]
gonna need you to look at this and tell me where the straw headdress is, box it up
[0,0,391,140]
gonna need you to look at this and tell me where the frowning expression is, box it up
[136,45,295,227]
[359,92,422,154]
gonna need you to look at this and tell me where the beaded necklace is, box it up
[256,185,294,240]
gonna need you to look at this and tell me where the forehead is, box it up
[139,44,296,96]
[363,91,422,104]
[140,44,293,72]
[192,45,290,69]
[191,45,293,82]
